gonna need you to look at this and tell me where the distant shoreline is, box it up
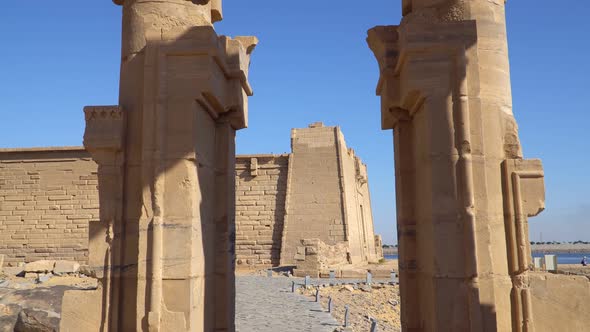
[383,244,590,256]
[382,248,397,255]
[529,244,590,254]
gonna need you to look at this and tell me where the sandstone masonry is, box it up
[0,124,381,271]
[0,147,98,266]
[235,154,289,267]
[281,123,380,268]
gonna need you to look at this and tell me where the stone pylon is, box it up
[368,1,545,331]
[80,1,257,331]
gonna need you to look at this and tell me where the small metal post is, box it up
[366,271,373,285]
[315,287,320,302]
[304,275,311,287]
[344,305,350,327]
[329,270,335,283]
[390,270,397,284]
[267,269,272,277]
[370,318,378,332]
[291,281,296,293]
[328,297,333,313]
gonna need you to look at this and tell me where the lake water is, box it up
[532,252,589,265]
[385,253,590,265]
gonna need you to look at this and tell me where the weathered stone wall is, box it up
[279,124,347,266]
[235,155,289,267]
[0,125,380,271]
[280,123,380,266]
[0,148,98,266]
[337,131,379,263]
[293,238,350,278]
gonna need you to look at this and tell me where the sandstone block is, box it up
[60,289,102,332]
[53,260,80,274]
[23,260,55,273]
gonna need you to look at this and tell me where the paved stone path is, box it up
[236,276,341,332]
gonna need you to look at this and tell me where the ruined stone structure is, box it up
[0,124,382,277]
[281,123,379,268]
[3,0,589,331]
[367,0,590,331]
[236,123,381,272]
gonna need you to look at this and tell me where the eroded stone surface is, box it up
[14,308,60,332]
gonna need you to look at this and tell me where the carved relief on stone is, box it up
[83,106,125,157]
[502,159,545,332]
[142,28,257,133]
[249,158,258,177]
[502,159,545,274]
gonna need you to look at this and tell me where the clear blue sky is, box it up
[1,2,588,244]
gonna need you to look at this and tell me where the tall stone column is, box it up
[368,1,545,331]
[82,1,257,331]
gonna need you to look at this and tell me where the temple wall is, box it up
[0,125,381,270]
[0,148,98,265]
[280,123,381,267]
[336,130,378,264]
[279,124,347,266]
[235,155,289,267]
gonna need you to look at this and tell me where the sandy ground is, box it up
[339,259,398,274]
[299,284,401,332]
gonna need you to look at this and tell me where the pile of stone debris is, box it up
[0,258,98,332]
[299,282,401,332]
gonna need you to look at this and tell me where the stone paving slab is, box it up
[236,276,341,332]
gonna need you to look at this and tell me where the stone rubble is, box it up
[0,262,99,332]
[299,283,401,332]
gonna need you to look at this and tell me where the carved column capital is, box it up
[83,106,126,166]
[113,0,223,23]
[159,31,257,130]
